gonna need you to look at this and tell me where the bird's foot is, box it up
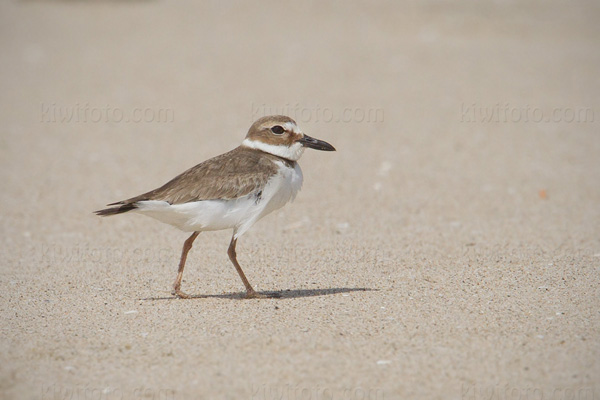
[244,290,268,299]
[172,289,192,299]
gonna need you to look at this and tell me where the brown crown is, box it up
[245,115,303,146]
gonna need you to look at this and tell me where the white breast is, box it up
[235,160,303,237]
[133,160,303,238]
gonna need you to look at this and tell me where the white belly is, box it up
[134,161,303,238]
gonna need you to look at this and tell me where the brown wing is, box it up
[114,147,280,206]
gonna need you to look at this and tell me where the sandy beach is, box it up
[1,1,599,399]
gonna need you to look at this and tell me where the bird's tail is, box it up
[94,202,138,217]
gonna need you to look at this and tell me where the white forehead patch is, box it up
[242,139,305,161]
[283,121,301,134]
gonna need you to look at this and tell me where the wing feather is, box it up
[116,147,280,205]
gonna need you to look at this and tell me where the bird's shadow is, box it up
[143,287,376,301]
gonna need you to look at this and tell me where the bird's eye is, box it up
[271,125,285,135]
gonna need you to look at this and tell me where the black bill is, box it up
[299,134,336,151]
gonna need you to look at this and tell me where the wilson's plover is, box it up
[95,115,335,299]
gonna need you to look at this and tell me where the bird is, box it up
[94,115,335,299]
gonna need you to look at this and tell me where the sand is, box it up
[1,1,599,399]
